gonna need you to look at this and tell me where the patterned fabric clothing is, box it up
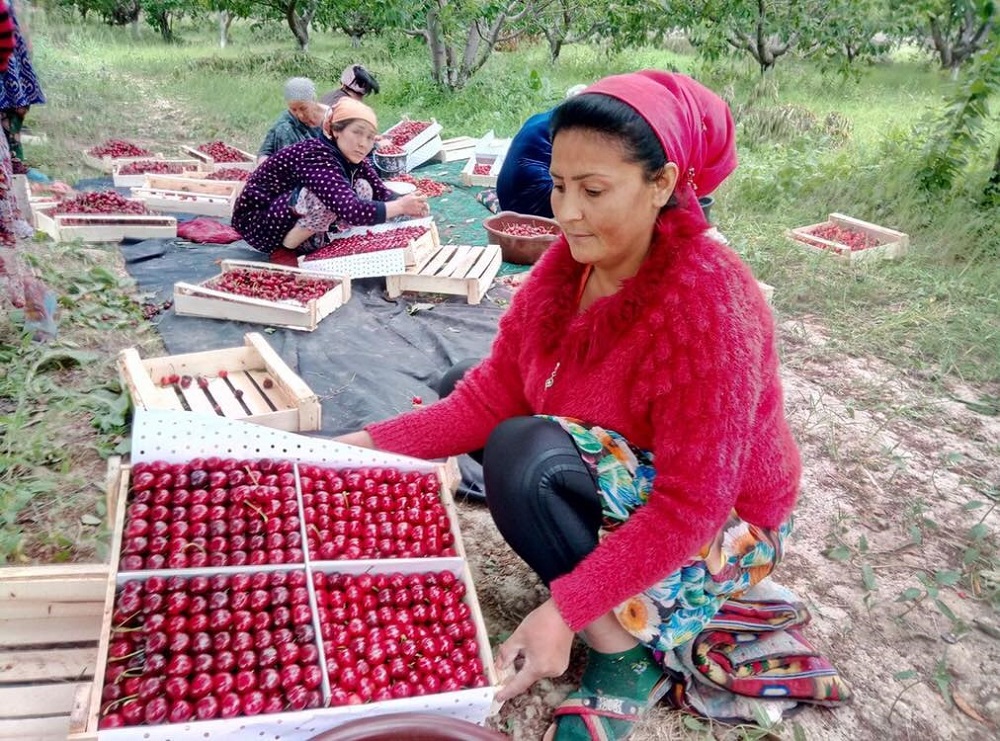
[0,7,43,110]
[0,127,30,245]
[231,136,393,254]
[542,416,789,650]
[0,3,15,72]
[258,109,321,158]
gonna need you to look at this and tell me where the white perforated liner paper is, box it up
[296,217,434,279]
[131,409,433,472]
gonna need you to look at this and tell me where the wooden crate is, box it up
[180,144,257,172]
[300,219,440,279]
[460,155,504,188]
[173,259,351,331]
[387,244,502,305]
[111,159,205,187]
[80,151,164,174]
[787,213,909,264]
[11,173,30,222]
[431,135,478,163]
[0,563,108,741]
[757,280,775,306]
[130,186,238,217]
[32,203,178,243]
[117,332,322,431]
[142,173,246,195]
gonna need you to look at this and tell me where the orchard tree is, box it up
[530,0,608,62]
[199,0,256,47]
[896,0,998,75]
[254,0,322,51]
[326,0,403,47]
[411,0,546,89]
[140,0,189,42]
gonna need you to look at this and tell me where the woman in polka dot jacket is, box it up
[233,98,428,254]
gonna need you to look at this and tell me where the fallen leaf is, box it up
[953,692,992,726]
[407,302,436,315]
[80,514,102,526]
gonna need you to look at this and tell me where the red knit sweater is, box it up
[367,206,801,631]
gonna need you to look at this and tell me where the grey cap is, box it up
[284,77,317,103]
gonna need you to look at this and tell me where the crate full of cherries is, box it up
[87,414,496,740]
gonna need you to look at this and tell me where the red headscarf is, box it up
[583,71,737,202]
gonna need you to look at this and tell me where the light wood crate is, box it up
[130,186,238,217]
[431,136,478,163]
[460,155,504,188]
[81,150,164,174]
[11,173,30,221]
[787,213,909,264]
[32,203,177,243]
[387,244,502,305]
[117,332,322,431]
[173,259,351,331]
[67,414,497,740]
[143,173,246,195]
[181,144,257,172]
[111,159,206,187]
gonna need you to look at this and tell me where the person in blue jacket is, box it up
[496,84,586,218]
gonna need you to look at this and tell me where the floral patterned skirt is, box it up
[541,416,791,654]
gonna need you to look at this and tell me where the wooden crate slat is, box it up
[1,565,108,600]
[224,371,274,415]
[469,247,503,304]
[423,245,458,276]
[206,376,250,418]
[141,345,262,378]
[244,333,319,427]
[144,175,242,195]
[111,160,204,188]
[0,647,97,683]
[0,714,71,739]
[0,682,88,720]
[0,599,105,621]
[0,615,103,648]
[117,349,185,412]
[446,246,481,279]
[245,370,289,412]
[468,244,500,280]
[176,383,219,415]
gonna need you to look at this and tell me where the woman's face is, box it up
[550,128,675,275]
[289,101,324,128]
[333,120,378,164]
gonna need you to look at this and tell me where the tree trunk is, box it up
[987,139,1000,198]
[218,11,233,49]
[156,12,172,43]
[286,1,310,51]
[426,5,447,87]
[549,34,563,62]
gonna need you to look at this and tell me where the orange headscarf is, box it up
[323,98,378,139]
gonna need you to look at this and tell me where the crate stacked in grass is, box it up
[787,213,909,264]
[33,191,177,243]
[431,136,478,163]
[382,118,443,172]
[82,139,166,174]
[117,332,322,431]
[182,141,257,173]
[386,244,502,305]
[131,173,246,217]
[298,218,439,279]
[68,411,496,740]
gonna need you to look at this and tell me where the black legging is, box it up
[436,362,602,586]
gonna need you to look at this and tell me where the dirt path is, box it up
[459,317,1000,740]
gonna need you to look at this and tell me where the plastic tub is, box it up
[372,151,407,176]
[483,211,561,265]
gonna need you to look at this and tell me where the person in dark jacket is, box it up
[232,98,428,255]
[257,77,325,162]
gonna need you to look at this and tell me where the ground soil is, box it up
[458,315,1000,741]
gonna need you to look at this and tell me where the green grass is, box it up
[23,15,1000,390]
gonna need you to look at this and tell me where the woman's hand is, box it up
[386,193,429,220]
[333,430,375,449]
[494,598,575,702]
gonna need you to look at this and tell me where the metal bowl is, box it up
[372,151,407,176]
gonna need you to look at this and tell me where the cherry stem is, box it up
[108,647,145,663]
[181,541,207,554]
[243,500,268,523]
[102,694,138,716]
[115,667,144,683]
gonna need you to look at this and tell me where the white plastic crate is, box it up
[298,218,438,279]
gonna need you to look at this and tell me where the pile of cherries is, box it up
[89,139,153,158]
[315,570,487,704]
[301,464,455,560]
[375,143,405,156]
[205,268,339,304]
[388,173,451,198]
[119,458,305,571]
[805,223,882,252]
[98,570,323,728]
[206,168,251,181]
[53,191,151,216]
[497,221,560,238]
[472,163,492,176]
[198,141,252,163]
[304,226,429,261]
[118,160,185,175]
[387,120,431,147]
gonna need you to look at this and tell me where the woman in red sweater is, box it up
[339,71,800,740]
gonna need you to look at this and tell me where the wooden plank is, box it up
[141,345,261,378]
[423,245,457,276]
[0,682,88,719]
[0,714,71,740]
[144,175,241,196]
[0,566,108,602]
[206,376,249,419]
[0,599,105,621]
[111,160,203,187]
[245,333,320,429]
[468,246,500,280]
[470,247,502,304]
[225,371,273,415]
[0,615,103,648]
[0,647,97,684]
[117,348,185,412]
[176,383,219,415]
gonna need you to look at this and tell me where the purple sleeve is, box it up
[297,159,387,226]
[359,159,396,203]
